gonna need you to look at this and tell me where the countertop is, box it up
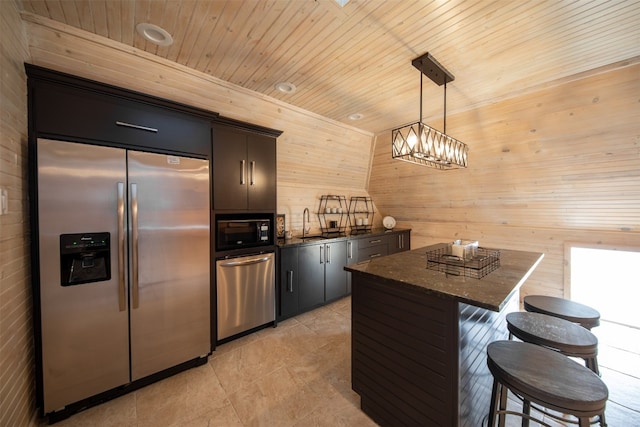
[345,242,544,312]
[277,228,410,248]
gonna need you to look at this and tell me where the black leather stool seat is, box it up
[487,341,608,427]
[523,295,600,330]
[507,311,599,374]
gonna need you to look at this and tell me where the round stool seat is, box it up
[507,312,599,374]
[487,341,608,426]
[524,295,600,329]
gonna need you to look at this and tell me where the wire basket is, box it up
[426,246,500,279]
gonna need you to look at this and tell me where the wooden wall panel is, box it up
[369,63,640,300]
[21,13,375,236]
[0,1,36,426]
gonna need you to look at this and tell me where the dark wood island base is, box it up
[346,244,544,426]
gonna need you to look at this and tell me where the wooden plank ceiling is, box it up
[20,0,640,134]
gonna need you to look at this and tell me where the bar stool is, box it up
[506,312,600,375]
[523,295,600,330]
[487,341,608,427]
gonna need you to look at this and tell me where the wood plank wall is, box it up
[0,1,36,426]
[369,61,640,300]
[20,12,376,236]
[4,10,638,427]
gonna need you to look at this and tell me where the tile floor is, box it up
[42,297,377,427]
[40,297,640,426]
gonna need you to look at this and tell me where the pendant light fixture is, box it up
[391,52,468,169]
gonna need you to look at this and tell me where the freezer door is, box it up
[36,139,130,413]
[128,151,210,380]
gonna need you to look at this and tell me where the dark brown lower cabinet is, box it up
[278,247,299,319]
[278,230,411,321]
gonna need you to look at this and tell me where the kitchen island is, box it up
[345,243,544,427]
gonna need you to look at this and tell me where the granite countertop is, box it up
[277,228,409,248]
[345,243,544,312]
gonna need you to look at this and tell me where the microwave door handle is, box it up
[117,182,126,312]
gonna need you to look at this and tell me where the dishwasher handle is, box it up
[218,255,272,267]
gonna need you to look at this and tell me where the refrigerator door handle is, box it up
[117,182,126,311]
[131,183,140,309]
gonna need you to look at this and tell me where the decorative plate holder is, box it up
[317,195,348,236]
[348,196,375,234]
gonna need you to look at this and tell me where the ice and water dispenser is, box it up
[59,233,111,286]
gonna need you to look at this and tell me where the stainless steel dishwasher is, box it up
[216,252,275,340]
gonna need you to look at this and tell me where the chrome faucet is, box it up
[303,207,310,238]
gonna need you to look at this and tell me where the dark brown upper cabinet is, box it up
[212,124,277,211]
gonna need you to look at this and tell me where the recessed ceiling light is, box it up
[348,113,364,120]
[136,23,173,46]
[275,82,296,94]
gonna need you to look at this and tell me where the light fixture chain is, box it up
[419,67,423,123]
[443,80,447,134]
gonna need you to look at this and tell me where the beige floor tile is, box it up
[135,363,227,427]
[292,393,377,427]
[226,366,324,427]
[209,333,293,395]
[173,401,244,427]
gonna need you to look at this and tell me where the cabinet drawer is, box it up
[357,236,388,249]
[357,244,388,262]
[33,81,211,156]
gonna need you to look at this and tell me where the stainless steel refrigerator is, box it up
[34,138,211,414]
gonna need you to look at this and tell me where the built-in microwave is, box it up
[216,215,273,251]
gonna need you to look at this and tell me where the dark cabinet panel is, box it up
[357,244,389,261]
[298,244,326,311]
[278,231,410,320]
[388,230,411,254]
[325,241,348,302]
[212,125,276,211]
[247,133,277,210]
[280,240,349,318]
[212,126,249,210]
[354,235,389,262]
[279,247,299,320]
[29,71,211,157]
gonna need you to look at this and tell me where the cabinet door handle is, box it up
[399,235,403,249]
[250,161,255,185]
[369,239,382,244]
[115,121,158,133]
[326,245,331,264]
[348,241,353,259]
[320,245,324,264]
[240,160,246,185]
[370,253,382,258]
[287,270,294,293]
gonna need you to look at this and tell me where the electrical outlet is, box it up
[1,188,8,215]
